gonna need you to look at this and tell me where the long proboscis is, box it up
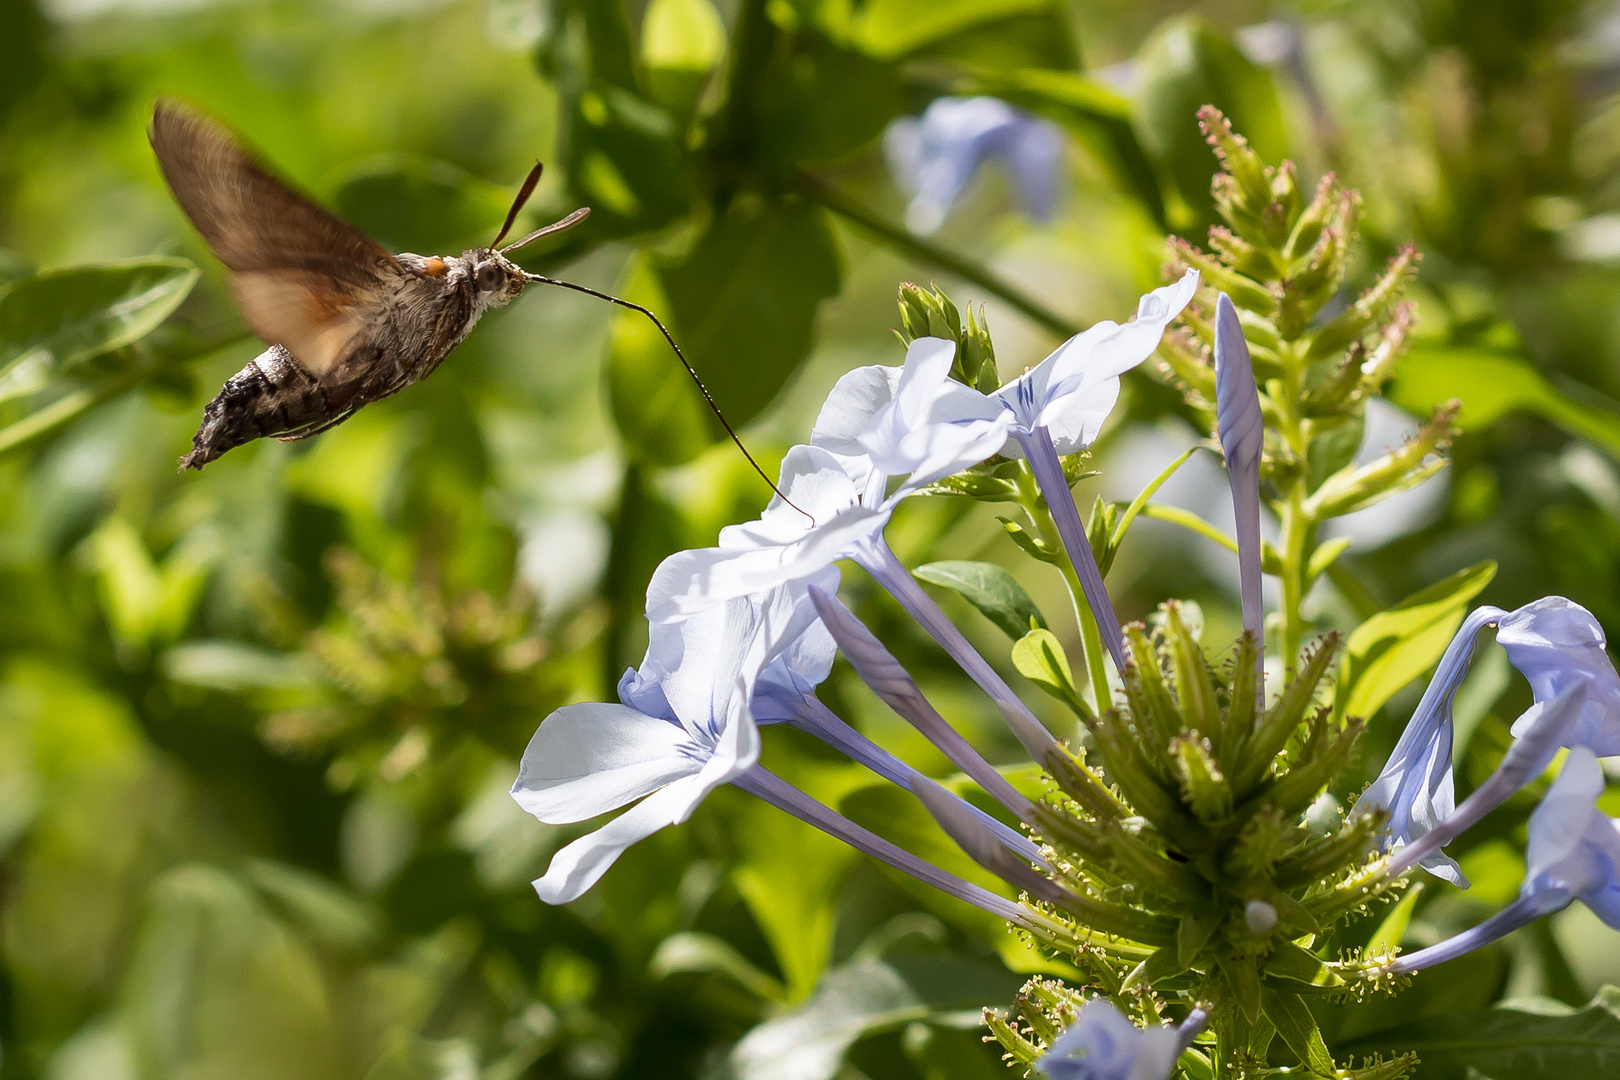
[522,271,809,521]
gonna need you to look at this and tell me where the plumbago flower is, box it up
[1353,596,1620,884]
[511,587,776,903]
[1388,745,1620,975]
[1034,1000,1198,1080]
[883,96,1065,235]
[516,563,1049,921]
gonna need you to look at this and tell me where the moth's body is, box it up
[184,249,524,468]
[150,100,558,470]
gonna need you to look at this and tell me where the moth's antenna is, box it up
[523,271,810,521]
[501,207,590,253]
[492,161,545,250]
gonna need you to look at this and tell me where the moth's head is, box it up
[467,248,526,307]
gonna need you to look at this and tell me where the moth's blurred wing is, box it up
[150,99,405,376]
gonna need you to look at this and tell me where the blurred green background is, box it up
[5,0,1620,1077]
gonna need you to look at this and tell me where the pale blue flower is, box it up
[1391,745,1620,973]
[1498,597,1620,756]
[513,594,773,902]
[1035,999,1185,1080]
[1357,596,1620,886]
[883,96,1064,235]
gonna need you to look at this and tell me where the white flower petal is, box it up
[511,703,702,824]
[531,772,713,904]
[812,364,902,495]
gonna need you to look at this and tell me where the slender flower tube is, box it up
[1212,292,1265,667]
[882,96,1064,235]
[1019,427,1127,669]
[1390,746,1620,974]
[737,573,1044,863]
[786,693,1046,864]
[1352,605,1507,884]
[1034,999,1184,1080]
[855,544,1058,759]
[808,585,1038,818]
[732,765,1046,929]
[1387,682,1588,877]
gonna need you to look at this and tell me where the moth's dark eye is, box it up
[475,262,505,291]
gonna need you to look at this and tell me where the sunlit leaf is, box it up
[1011,628,1086,715]
[853,0,1055,59]
[728,948,1023,1080]
[913,560,1046,641]
[1337,560,1497,721]
[1390,343,1620,458]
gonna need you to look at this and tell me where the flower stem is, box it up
[798,172,1080,339]
[734,765,1043,928]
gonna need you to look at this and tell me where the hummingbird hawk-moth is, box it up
[151,98,780,497]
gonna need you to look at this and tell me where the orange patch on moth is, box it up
[421,257,448,277]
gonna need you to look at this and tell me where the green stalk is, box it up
[1273,342,1312,674]
[799,172,1081,339]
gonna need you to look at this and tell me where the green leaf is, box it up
[604,259,718,467]
[1364,881,1425,957]
[1305,536,1353,583]
[1263,940,1343,989]
[84,516,216,653]
[1132,17,1285,228]
[122,866,352,1080]
[1390,343,1620,458]
[1337,561,1497,721]
[1262,987,1336,1075]
[332,156,514,254]
[0,258,198,389]
[655,198,842,428]
[1011,629,1087,716]
[649,931,788,1002]
[641,0,725,71]
[913,560,1046,641]
[1339,986,1620,1080]
[542,0,693,235]
[753,37,907,168]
